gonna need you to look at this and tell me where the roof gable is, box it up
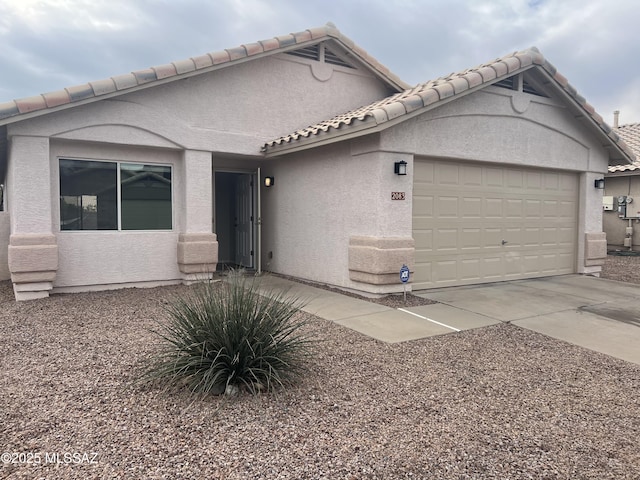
[0,23,408,126]
[263,47,635,165]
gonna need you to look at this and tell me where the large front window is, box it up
[60,159,172,231]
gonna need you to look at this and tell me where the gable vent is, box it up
[493,74,548,98]
[286,43,355,69]
[286,44,320,61]
[522,79,548,98]
[494,76,515,90]
[324,47,354,69]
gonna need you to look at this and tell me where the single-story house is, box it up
[0,23,634,300]
[604,120,640,251]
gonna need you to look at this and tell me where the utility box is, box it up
[603,196,614,211]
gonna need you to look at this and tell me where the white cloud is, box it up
[0,0,638,124]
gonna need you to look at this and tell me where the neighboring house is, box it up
[0,24,634,300]
[605,121,640,251]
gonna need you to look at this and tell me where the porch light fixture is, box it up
[594,178,605,189]
[264,176,274,187]
[394,160,407,175]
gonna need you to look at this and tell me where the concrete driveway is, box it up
[413,275,640,365]
[257,274,640,365]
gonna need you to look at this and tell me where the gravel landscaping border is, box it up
[1,256,639,479]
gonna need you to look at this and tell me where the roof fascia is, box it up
[532,68,634,165]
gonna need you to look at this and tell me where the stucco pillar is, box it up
[7,136,58,300]
[578,171,606,275]
[177,150,217,280]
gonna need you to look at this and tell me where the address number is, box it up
[391,192,405,200]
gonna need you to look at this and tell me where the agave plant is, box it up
[141,271,313,396]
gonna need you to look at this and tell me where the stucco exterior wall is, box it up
[603,175,640,250]
[9,55,393,156]
[380,88,610,174]
[261,136,413,293]
[0,212,10,280]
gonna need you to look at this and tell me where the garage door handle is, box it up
[501,240,508,245]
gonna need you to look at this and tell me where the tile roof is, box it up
[0,23,408,125]
[262,47,635,165]
[609,123,640,173]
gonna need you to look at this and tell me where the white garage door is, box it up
[412,158,578,290]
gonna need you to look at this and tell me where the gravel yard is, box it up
[2,258,640,479]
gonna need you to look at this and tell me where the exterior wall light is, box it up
[594,178,605,189]
[394,160,407,175]
[264,176,274,187]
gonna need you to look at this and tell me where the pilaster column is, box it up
[7,136,58,300]
[177,150,217,280]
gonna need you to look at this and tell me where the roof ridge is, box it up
[0,23,408,124]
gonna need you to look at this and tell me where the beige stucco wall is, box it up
[9,55,393,156]
[261,137,414,293]
[0,211,10,280]
[603,175,640,250]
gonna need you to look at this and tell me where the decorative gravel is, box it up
[2,260,640,479]
[601,253,640,284]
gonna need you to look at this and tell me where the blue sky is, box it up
[1,0,639,125]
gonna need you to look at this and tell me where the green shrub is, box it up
[141,271,314,396]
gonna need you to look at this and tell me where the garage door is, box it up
[412,158,578,289]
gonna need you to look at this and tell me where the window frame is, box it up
[58,157,174,232]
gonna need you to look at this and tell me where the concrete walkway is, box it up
[256,274,640,365]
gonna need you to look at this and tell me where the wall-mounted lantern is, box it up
[264,176,275,187]
[594,178,605,189]
[394,160,407,176]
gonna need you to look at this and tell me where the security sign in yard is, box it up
[400,264,410,283]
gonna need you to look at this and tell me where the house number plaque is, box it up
[391,192,405,200]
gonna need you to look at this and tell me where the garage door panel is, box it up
[505,228,523,246]
[460,259,481,280]
[486,168,503,187]
[437,164,459,185]
[559,200,575,218]
[413,158,577,290]
[485,198,503,217]
[525,199,542,218]
[482,257,503,278]
[435,229,458,250]
[433,260,457,283]
[463,166,483,186]
[462,197,482,217]
[437,197,459,217]
[461,229,481,250]
[413,196,434,217]
[526,171,543,189]
[506,169,524,188]
[524,228,541,246]
[483,228,503,249]
[506,199,523,218]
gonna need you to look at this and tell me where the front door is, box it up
[234,174,253,268]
